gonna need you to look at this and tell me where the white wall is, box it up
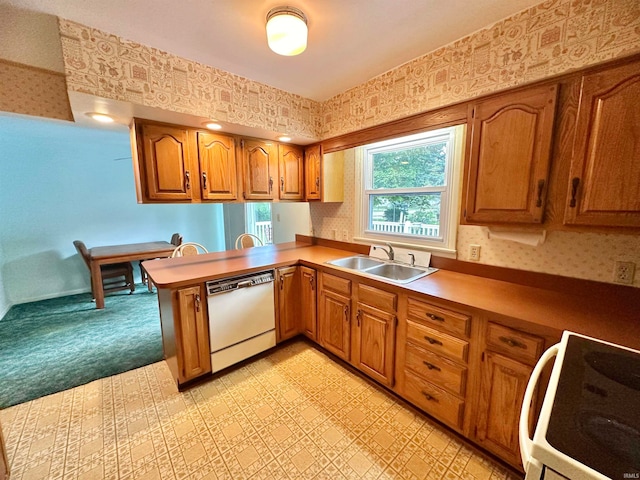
[272,203,311,244]
[0,113,225,307]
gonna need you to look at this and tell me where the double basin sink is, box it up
[325,255,437,284]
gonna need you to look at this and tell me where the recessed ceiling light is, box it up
[86,112,114,123]
[204,122,222,130]
[278,135,292,142]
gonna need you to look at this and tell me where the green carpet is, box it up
[0,285,163,408]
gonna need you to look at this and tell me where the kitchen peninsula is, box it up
[142,235,640,471]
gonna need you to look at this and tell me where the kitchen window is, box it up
[354,125,464,254]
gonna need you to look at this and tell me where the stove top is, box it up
[545,334,640,479]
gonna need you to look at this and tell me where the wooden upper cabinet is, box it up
[141,124,193,201]
[241,138,277,200]
[305,144,322,200]
[197,132,238,201]
[464,84,558,224]
[278,144,304,200]
[564,60,640,227]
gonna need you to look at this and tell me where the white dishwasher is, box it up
[206,270,276,373]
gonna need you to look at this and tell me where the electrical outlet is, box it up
[331,229,337,240]
[469,244,481,261]
[613,261,635,284]
[342,230,349,241]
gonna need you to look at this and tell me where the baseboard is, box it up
[11,288,91,306]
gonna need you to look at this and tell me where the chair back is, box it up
[171,242,209,257]
[170,233,183,246]
[73,240,91,268]
[235,233,264,249]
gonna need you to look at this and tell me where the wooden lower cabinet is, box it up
[277,266,301,341]
[473,322,547,468]
[300,267,317,340]
[475,351,533,467]
[318,273,351,361]
[158,285,211,387]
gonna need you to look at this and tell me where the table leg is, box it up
[90,261,105,309]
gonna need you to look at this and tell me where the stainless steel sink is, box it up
[325,255,436,284]
[326,255,385,270]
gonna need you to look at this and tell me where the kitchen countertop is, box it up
[142,239,640,350]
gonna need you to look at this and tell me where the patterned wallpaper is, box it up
[0,60,72,121]
[57,19,322,141]
[321,0,640,138]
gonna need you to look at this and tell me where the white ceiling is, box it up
[4,0,544,102]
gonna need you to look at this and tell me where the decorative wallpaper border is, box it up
[0,59,72,121]
[58,19,323,141]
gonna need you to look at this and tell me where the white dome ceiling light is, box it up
[266,6,308,56]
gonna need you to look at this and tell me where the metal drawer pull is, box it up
[421,391,439,403]
[427,313,445,322]
[423,361,441,371]
[499,336,527,349]
[424,336,443,346]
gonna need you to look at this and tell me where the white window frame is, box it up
[353,125,464,255]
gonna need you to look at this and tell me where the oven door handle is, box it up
[519,343,559,469]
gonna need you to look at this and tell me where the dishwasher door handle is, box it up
[237,280,254,289]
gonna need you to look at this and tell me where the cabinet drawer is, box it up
[321,272,351,296]
[405,343,467,396]
[486,322,544,365]
[358,284,396,311]
[403,369,464,429]
[407,320,469,363]
[407,298,470,338]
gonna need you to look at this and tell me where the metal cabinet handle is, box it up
[195,293,200,312]
[427,313,444,322]
[344,305,349,322]
[280,176,284,192]
[421,391,439,403]
[423,361,441,371]
[280,275,284,290]
[569,177,580,208]
[185,171,191,189]
[424,336,443,346]
[202,172,207,190]
[356,309,362,327]
[499,336,527,349]
[315,177,320,188]
[269,176,273,192]
[309,275,314,291]
[536,179,545,207]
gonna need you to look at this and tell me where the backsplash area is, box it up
[309,154,640,288]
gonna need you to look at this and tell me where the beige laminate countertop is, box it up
[143,240,640,350]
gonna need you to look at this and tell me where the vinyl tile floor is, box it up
[1,341,523,480]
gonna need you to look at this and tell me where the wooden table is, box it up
[89,241,176,309]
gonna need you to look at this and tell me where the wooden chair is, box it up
[140,233,183,292]
[171,242,208,257]
[73,240,134,300]
[235,233,264,249]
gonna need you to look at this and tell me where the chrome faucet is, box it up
[373,243,395,261]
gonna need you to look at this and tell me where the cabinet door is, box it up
[305,144,322,200]
[318,289,351,361]
[464,84,557,224]
[197,132,238,200]
[278,144,304,200]
[175,286,211,383]
[475,351,533,467]
[300,267,317,340]
[241,139,276,200]
[564,61,640,227]
[142,124,193,201]
[277,266,300,341]
[353,303,396,386]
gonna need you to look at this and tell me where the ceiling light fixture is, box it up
[278,135,292,142]
[86,112,114,123]
[204,121,222,130]
[266,6,308,56]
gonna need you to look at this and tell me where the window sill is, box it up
[352,236,457,258]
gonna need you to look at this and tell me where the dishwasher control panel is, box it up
[206,270,274,295]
